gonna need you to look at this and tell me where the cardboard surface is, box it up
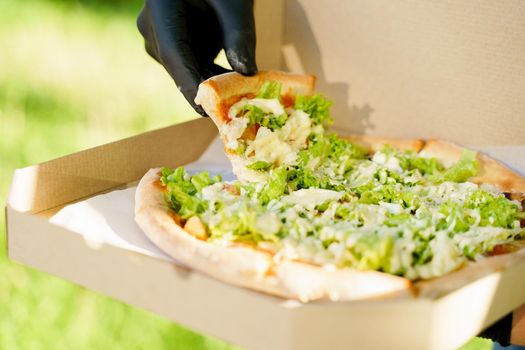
[46,137,233,261]
[281,0,525,146]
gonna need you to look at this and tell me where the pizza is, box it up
[135,71,525,302]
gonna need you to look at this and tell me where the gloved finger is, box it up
[208,0,257,76]
[146,0,205,111]
[192,64,230,117]
[137,6,160,62]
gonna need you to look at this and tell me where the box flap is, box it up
[281,0,525,146]
[7,118,217,214]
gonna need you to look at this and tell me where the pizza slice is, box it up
[194,71,322,182]
[135,71,525,302]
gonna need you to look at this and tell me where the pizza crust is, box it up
[419,139,525,193]
[135,168,413,302]
[194,71,316,124]
[342,135,425,153]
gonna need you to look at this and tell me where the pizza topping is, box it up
[158,79,524,281]
[219,81,333,182]
[222,115,248,150]
[293,94,333,126]
[184,216,208,240]
[159,140,524,280]
[248,126,296,165]
[281,188,343,208]
[160,167,222,219]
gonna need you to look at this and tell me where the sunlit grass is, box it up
[0,1,235,349]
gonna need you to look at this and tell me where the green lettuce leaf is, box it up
[241,104,265,125]
[297,133,366,171]
[191,171,221,192]
[437,202,473,233]
[396,148,444,175]
[246,160,272,171]
[466,190,522,228]
[260,113,287,130]
[442,150,479,182]
[259,166,288,204]
[347,234,394,271]
[241,102,287,131]
[257,81,281,99]
[294,94,333,126]
[160,167,220,219]
[356,184,419,208]
[166,182,205,219]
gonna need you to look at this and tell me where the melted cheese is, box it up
[250,126,296,165]
[279,110,311,148]
[221,117,248,149]
[282,189,343,208]
[229,98,285,118]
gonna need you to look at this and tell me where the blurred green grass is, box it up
[0,0,235,349]
[0,1,496,349]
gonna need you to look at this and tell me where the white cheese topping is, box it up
[221,116,248,150]
[282,189,343,208]
[249,126,296,165]
[228,98,285,119]
[372,150,403,173]
[201,86,524,280]
[225,97,313,181]
[279,110,311,148]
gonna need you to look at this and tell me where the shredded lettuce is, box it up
[437,202,473,233]
[294,94,333,126]
[355,183,418,208]
[160,167,221,219]
[466,190,522,228]
[259,166,288,205]
[246,160,272,171]
[348,234,394,271]
[257,81,281,100]
[442,150,479,182]
[297,133,366,171]
[396,148,444,175]
[207,205,280,243]
[240,104,287,131]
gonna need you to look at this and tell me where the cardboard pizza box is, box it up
[6,118,525,350]
[6,0,525,349]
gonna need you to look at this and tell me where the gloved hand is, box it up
[137,0,257,116]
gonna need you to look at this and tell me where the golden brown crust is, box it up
[195,71,316,125]
[342,135,425,153]
[419,139,525,193]
[135,168,412,302]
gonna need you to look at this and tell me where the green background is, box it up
[0,0,494,348]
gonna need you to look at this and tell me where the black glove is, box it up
[137,0,257,116]
[478,312,513,347]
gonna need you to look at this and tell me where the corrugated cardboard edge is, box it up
[6,118,217,214]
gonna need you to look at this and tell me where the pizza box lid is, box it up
[257,0,525,147]
[6,117,525,350]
